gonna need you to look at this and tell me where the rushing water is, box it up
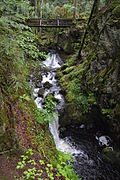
[32,52,120,180]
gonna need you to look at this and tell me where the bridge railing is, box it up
[26,18,76,27]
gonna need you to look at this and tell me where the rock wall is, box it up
[84,1,120,140]
[58,1,120,145]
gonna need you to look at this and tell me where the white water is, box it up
[30,53,120,179]
[34,53,80,154]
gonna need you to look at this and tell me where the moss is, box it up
[45,93,58,103]
[66,89,74,102]
[112,4,120,18]
[63,66,74,74]
[113,104,120,118]
[67,53,78,66]
[56,71,63,79]
[59,75,69,91]
[103,147,120,168]
[60,64,68,71]
[43,81,52,89]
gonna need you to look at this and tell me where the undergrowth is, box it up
[0,1,78,179]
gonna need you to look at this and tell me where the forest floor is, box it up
[0,155,19,180]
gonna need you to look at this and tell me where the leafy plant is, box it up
[16,149,55,179]
[68,78,96,113]
[56,152,78,180]
[33,95,57,124]
[102,108,112,118]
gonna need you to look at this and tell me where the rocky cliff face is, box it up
[84,1,120,140]
[58,1,120,145]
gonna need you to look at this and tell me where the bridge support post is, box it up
[73,0,77,19]
[57,18,60,26]
[40,0,43,38]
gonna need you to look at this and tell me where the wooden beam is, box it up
[27,25,73,28]
[25,18,86,28]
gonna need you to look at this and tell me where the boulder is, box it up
[38,87,44,97]
[43,81,52,89]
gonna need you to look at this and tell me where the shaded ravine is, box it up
[33,52,80,154]
[32,52,120,180]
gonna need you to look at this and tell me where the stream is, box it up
[32,52,120,180]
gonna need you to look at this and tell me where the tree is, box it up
[40,0,44,37]
[35,0,38,17]
[73,0,77,19]
[77,0,100,59]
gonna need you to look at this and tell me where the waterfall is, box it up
[34,53,80,154]
[31,52,120,179]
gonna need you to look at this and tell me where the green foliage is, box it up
[102,108,112,119]
[16,149,39,179]
[42,3,57,18]
[20,94,31,101]
[68,78,96,113]
[16,149,34,170]
[0,0,34,20]
[17,31,47,60]
[0,0,48,155]
[33,95,57,124]
[56,152,78,180]
[16,149,74,180]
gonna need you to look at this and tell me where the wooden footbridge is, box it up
[26,18,83,28]
[27,1,84,28]
[26,18,75,28]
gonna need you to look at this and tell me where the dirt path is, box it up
[0,154,19,180]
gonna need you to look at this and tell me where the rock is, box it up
[56,71,63,79]
[59,103,90,127]
[59,89,66,96]
[34,80,42,88]
[43,81,52,89]
[63,66,74,75]
[38,87,44,97]
[103,147,120,168]
[37,72,42,82]
[60,64,68,71]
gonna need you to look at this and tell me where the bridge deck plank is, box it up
[26,18,76,28]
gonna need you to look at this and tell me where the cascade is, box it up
[34,53,80,154]
[32,52,120,179]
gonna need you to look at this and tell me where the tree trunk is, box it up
[73,0,77,19]
[77,0,100,60]
[35,0,38,17]
[34,0,38,34]
[40,0,43,37]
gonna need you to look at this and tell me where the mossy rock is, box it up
[60,64,68,71]
[56,71,63,80]
[112,4,120,18]
[59,75,69,91]
[103,147,120,167]
[44,93,58,103]
[34,80,42,88]
[59,103,89,127]
[38,87,44,97]
[37,72,42,81]
[63,66,74,75]
[67,54,78,66]
[43,81,52,89]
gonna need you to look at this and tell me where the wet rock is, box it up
[63,66,74,75]
[34,80,42,88]
[59,103,90,127]
[56,71,63,79]
[103,147,120,168]
[38,87,44,97]
[59,89,66,96]
[43,81,52,89]
[60,64,68,71]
